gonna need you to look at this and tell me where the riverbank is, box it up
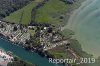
[0,37,57,66]
[0,28,51,58]
[0,48,13,66]
[0,0,88,65]
[8,55,36,66]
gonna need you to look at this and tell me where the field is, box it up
[3,0,43,25]
[48,45,69,58]
[2,0,83,25]
[3,0,68,25]
[27,26,37,36]
[35,0,68,24]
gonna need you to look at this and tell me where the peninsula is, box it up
[0,0,99,66]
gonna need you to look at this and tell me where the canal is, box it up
[0,38,62,66]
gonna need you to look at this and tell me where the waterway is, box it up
[65,0,100,58]
[0,38,60,66]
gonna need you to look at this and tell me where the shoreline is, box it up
[0,0,87,66]
[0,48,13,66]
[0,33,54,59]
[64,0,100,58]
[61,0,85,28]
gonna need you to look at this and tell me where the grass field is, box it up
[28,29,35,36]
[3,0,83,25]
[35,0,68,24]
[3,0,68,25]
[3,0,43,25]
[27,26,37,36]
[48,46,68,58]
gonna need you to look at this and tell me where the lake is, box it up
[66,0,100,58]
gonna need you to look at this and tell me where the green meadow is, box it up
[4,0,43,25]
[4,0,68,25]
[35,0,68,24]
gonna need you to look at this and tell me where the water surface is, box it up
[66,0,100,58]
[0,38,58,66]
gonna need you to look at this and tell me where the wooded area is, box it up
[0,0,33,19]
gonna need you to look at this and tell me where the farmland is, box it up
[4,0,68,25]
[4,0,43,25]
[35,0,68,24]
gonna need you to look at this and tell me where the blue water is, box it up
[0,38,60,66]
[66,0,100,58]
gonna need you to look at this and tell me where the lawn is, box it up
[35,0,68,24]
[4,0,68,25]
[3,0,43,25]
[27,26,37,36]
[27,29,35,36]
